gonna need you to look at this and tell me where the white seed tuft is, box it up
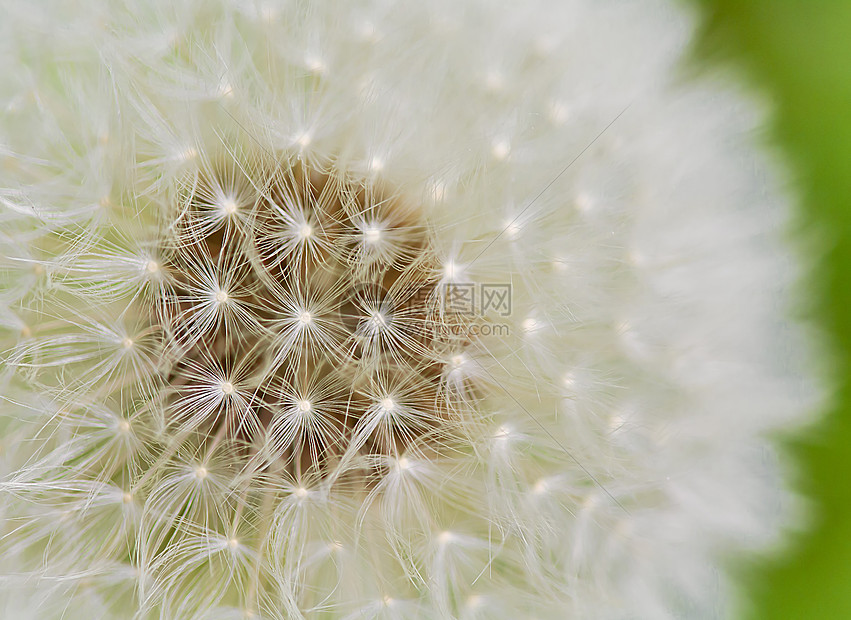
[0,1,820,618]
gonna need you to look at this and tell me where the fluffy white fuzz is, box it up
[0,0,818,618]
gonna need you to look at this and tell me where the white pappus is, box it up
[0,0,821,619]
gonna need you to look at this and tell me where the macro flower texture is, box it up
[0,0,819,618]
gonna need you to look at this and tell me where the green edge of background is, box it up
[693,0,851,618]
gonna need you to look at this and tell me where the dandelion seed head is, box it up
[466,594,483,609]
[217,81,234,99]
[609,413,626,433]
[551,256,568,272]
[574,192,593,213]
[491,139,511,161]
[305,55,326,75]
[522,317,540,333]
[152,155,469,481]
[177,146,198,162]
[494,425,511,440]
[0,0,820,617]
[297,223,312,240]
[532,478,549,495]
[429,180,447,203]
[362,223,382,244]
[547,99,570,125]
[485,70,505,93]
[503,219,521,239]
[220,196,238,216]
[443,260,461,280]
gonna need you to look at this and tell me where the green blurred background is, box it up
[694,1,851,618]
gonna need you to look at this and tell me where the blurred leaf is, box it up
[695,1,851,618]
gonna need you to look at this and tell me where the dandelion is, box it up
[0,0,820,618]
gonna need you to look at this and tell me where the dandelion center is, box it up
[362,223,382,244]
[297,223,313,240]
[158,159,476,478]
[221,197,238,215]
